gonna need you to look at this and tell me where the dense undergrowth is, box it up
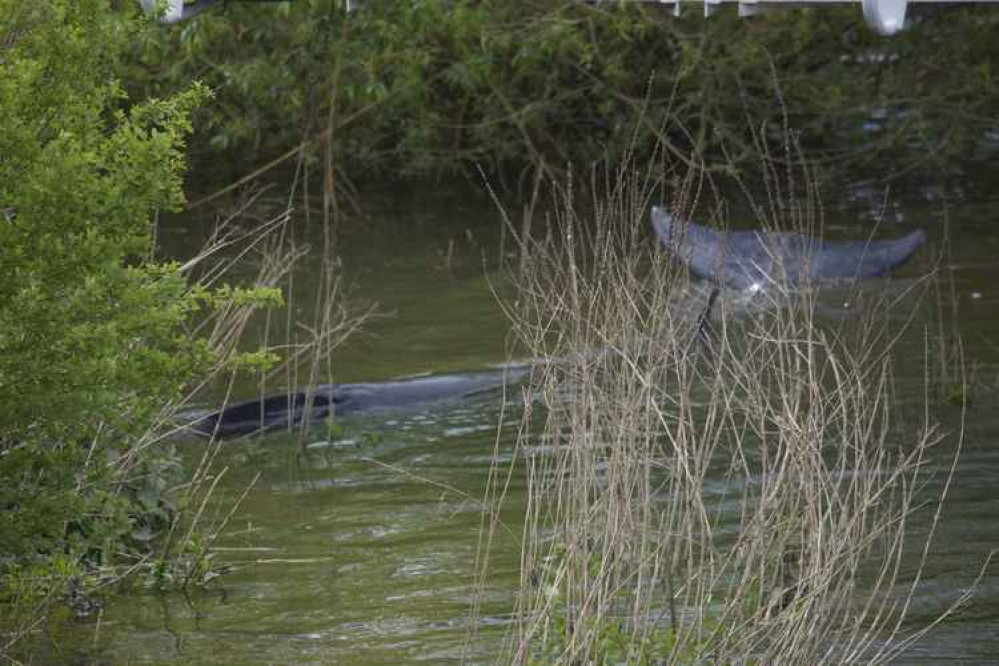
[0,1,289,656]
[128,0,999,189]
[1,0,203,573]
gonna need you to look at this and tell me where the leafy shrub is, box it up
[0,0,211,580]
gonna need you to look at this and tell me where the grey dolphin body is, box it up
[651,206,926,290]
[191,369,526,438]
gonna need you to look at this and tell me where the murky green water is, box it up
[74,179,999,663]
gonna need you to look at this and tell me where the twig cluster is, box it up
[477,142,967,664]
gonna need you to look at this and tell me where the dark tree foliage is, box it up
[128,1,999,182]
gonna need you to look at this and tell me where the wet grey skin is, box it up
[191,369,527,438]
[651,206,927,291]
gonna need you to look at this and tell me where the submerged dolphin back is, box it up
[190,387,341,437]
[650,206,926,289]
[191,369,527,438]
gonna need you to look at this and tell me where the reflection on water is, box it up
[82,179,999,664]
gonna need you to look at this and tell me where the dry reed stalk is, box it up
[144,174,371,580]
[477,138,967,664]
[150,197,303,573]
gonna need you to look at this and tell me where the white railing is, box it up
[138,0,993,36]
[638,0,968,35]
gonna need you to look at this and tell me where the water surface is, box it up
[84,178,999,663]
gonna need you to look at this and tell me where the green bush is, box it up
[127,1,999,182]
[0,0,211,578]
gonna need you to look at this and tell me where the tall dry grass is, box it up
[125,170,374,595]
[474,146,970,663]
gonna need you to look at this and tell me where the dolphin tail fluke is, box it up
[884,229,927,272]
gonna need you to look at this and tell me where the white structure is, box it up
[673,0,911,35]
[862,0,911,34]
[643,0,989,36]
[137,0,990,37]
[138,0,217,24]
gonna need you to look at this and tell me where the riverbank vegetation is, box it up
[0,2,359,656]
[0,0,213,648]
[2,0,987,661]
[129,0,999,192]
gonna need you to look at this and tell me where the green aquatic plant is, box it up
[527,540,745,665]
[324,413,347,440]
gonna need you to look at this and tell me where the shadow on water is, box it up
[66,177,999,664]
